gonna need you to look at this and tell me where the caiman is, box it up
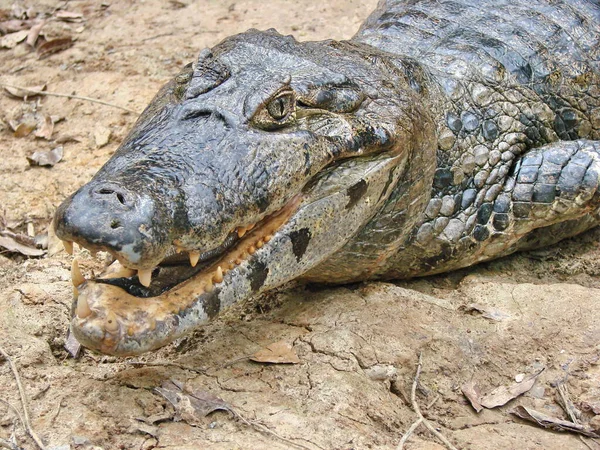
[54,0,600,355]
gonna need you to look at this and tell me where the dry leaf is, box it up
[479,369,544,409]
[36,37,73,58]
[250,341,300,364]
[4,83,46,98]
[55,11,84,22]
[13,121,36,137]
[34,115,54,139]
[461,379,483,413]
[512,405,600,438]
[25,19,45,47]
[0,29,28,48]
[462,303,510,321]
[27,146,63,167]
[155,380,231,426]
[64,329,82,358]
[0,233,45,256]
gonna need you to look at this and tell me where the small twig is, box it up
[425,394,441,411]
[0,437,20,450]
[0,82,140,114]
[397,353,459,450]
[557,382,596,450]
[397,417,423,449]
[126,360,207,375]
[0,347,46,450]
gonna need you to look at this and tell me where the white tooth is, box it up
[189,251,200,267]
[237,227,247,238]
[138,268,153,287]
[71,258,85,287]
[213,266,223,283]
[76,293,92,318]
[63,240,74,255]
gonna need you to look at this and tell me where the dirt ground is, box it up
[1,1,599,449]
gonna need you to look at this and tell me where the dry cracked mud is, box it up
[1,1,599,449]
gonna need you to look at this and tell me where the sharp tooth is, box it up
[248,245,256,255]
[205,278,214,292]
[189,251,200,267]
[213,266,223,283]
[237,227,247,238]
[256,239,264,248]
[138,269,153,287]
[63,240,74,255]
[248,223,255,230]
[105,312,119,333]
[228,262,235,270]
[71,259,86,287]
[264,235,272,242]
[76,293,92,318]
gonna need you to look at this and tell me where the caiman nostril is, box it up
[92,185,133,208]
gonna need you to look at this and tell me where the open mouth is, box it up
[61,195,303,355]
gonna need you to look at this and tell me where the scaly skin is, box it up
[55,0,599,355]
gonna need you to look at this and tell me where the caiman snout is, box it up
[55,180,168,269]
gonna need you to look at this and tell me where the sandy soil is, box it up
[1,1,599,449]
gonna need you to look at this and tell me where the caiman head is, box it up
[54,30,434,355]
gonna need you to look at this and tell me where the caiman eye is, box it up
[267,94,293,120]
[253,91,296,130]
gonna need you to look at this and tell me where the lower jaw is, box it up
[69,195,303,355]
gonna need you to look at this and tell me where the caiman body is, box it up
[55,0,600,355]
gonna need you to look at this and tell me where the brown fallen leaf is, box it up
[0,29,28,48]
[3,83,47,98]
[512,405,600,438]
[155,379,231,426]
[34,114,54,139]
[36,37,73,59]
[479,369,544,409]
[0,232,45,256]
[27,146,63,167]
[461,379,483,413]
[250,340,300,364]
[13,121,37,137]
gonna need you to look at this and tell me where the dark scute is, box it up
[482,120,498,141]
[532,183,556,203]
[461,111,480,132]
[446,112,462,133]
[477,202,493,224]
[461,188,477,208]
[513,202,532,218]
[346,179,368,209]
[289,228,312,262]
[202,290,222,319]
[248,259,269,291]
[473,224,490,241]
[433,168,453,190]
[493,194,511,213]
[492,213,510,231]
